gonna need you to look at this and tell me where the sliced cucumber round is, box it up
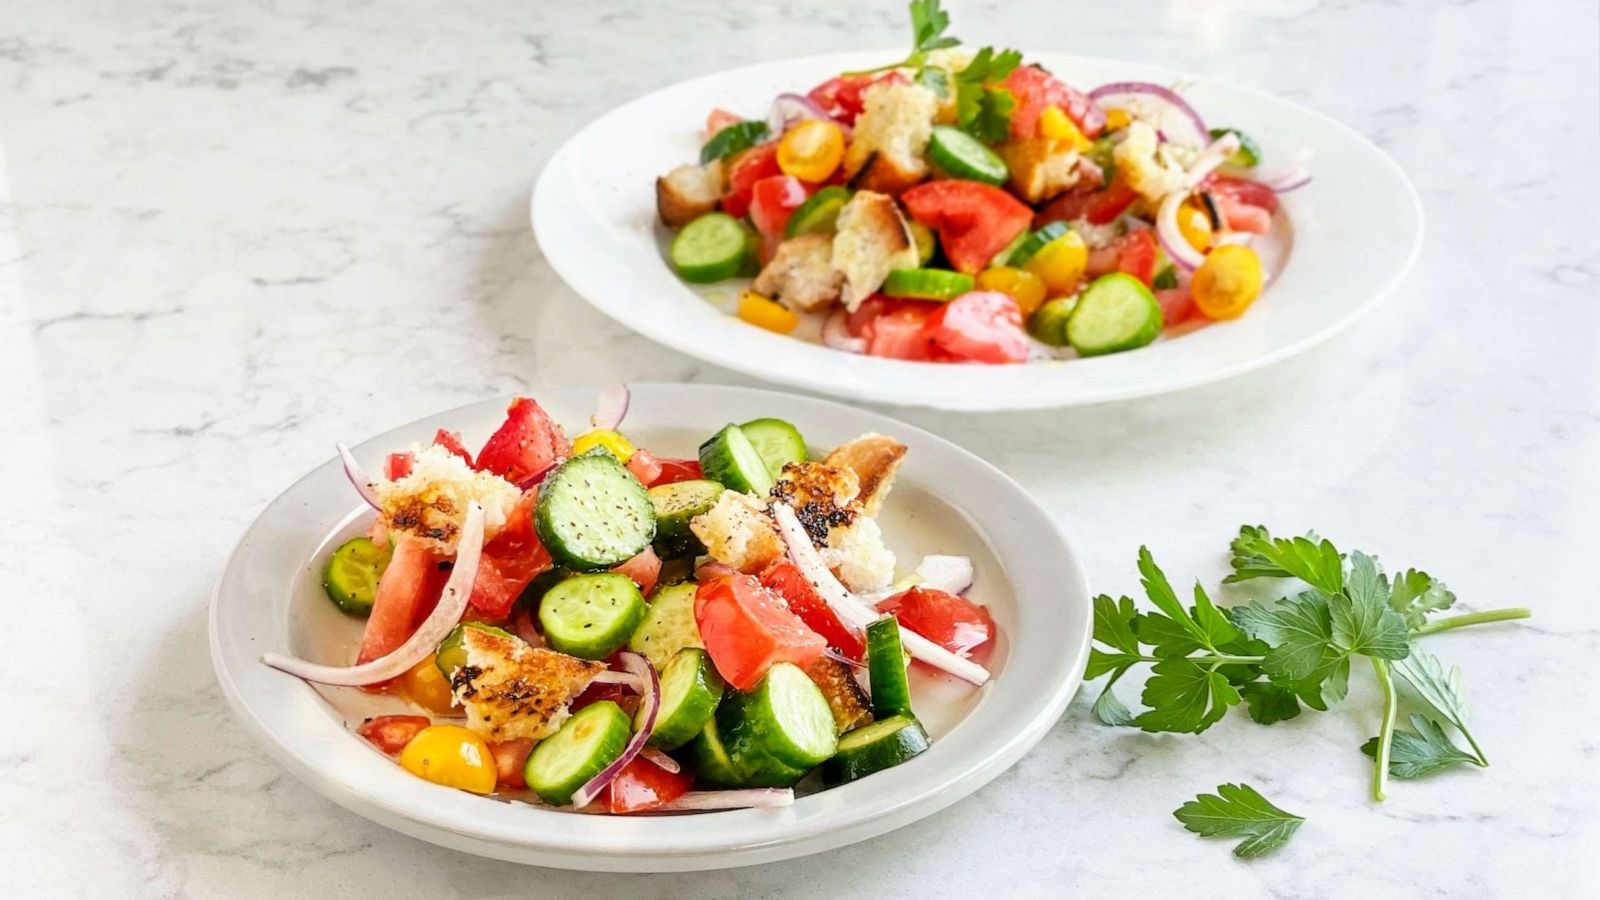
[641,647,725,750]
[1028,296,1076,346]
[866,617,913,719]
[434,621,516,678]
[700,121,770,164]
[1006,221,1071,268]
[626,581,703,670]
[928,125,1009,185]
[671,212,752,284]
[822,715,930,785]
[648,478,724,559]
[719,662,838,774]
[882,268,975,302]
[989,227,1031,270]
[689,718,748,788]
[907,219,938,266]
[524,701,632,806]
[322,536,392,616]
[784,185,851,238]
[698,424,774,496]
[539,572,647,660]
[738,417,807,477]
[1066,273,1163,357]
[535,452,656,570]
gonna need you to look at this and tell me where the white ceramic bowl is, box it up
[533,51,1422,410]
[210,383,1091,871]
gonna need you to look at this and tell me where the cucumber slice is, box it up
[689,718,748,788]
[698,424,774,495]
[434,621,516,678]
[648,479,724,559]
[671,212,753,284]
[626,582,703,669]
[1153,264,1178,290]
[989,227,1030,270]
[523,701,632,806]
[784,185,851,238]
[866,617,913,718]
[1006,221,1071,268]
[322,537,391,616]
[538,573,647,660]
[1208,127,1262,168]
[738,417,808,477]
[640,647,725,750]
[907,219,937,266]
[700,121,770,164]
[719,662,838,773]
[821,715,930,785]
[1027,297,1075,346]
[1086,135,1117,181]
[927,125,1009,186]
[1066,273,1163,357]
[518,566,571,608]
[535,452,656,570]
[882,268,975,302]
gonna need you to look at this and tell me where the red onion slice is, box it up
[822,646,866,669]
[262,503,485,685]
[655,789,795,812]
[1254,166,1313,193]
[766,93,840,137]
[337,441,382,510]
[591,669,642,689]
[821,310,867,354]
[1088,81,1208,146]
[640,747,681,774]
[571,651,659,808]
[590,384,630,432]
[516,463,555,492]
[1156,191,1206,272]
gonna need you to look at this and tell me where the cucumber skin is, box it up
[647,479,723,559]
[866,617,914,719]
[524,702,632,806]
[626,582,703,670]
[822,717,930,785]
[535,454,656,571]
[718,663,838,774]
[738,417,808,477]
[671,213,752,283]
[928,125,1009,186]
[784,185,850,238]
[538,573,647,660]
[1007,221,1071,268]
[698,424,773,496]
[322,537,389,617]
[641,648,725,751]
[1066,273,1163,357]
[689,719,749,788]
[434,622,516,678]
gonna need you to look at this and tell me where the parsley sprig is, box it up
[1174,784,1304,858]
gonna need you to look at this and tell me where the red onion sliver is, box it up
[590,384,630,432]
[640,747,681,774]
[766,92,839,137]
[1088,81,1207,146]
[655,789,795,812]
[821,310,866,354]
[1156,191,1205,272]
[591,669,642,690]
[337,441,382,510]
[572,651,659,808]
[262,503,486,685]
[822,647,866,669]
[517,463,555,492]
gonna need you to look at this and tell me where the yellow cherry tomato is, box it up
[571,428,635,462]
[776,120,845,183]
[1104,107,1131,131]
[398,725,497,794]
[1038,105,1091,151]
[737,289,799,335]
[1023,231,1089,295]
[1192,245,1265,320]
[1177,201,1214,252]
[975,266,1048,316]
[399,655,457,716]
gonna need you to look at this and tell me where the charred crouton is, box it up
[690,489,785,573]
[831,191,919,311]
[804,656,874,733]
[997,138,1083,204]
[752,234,844,313]
[656,160,726,227]
[376,444,522,551]
[450,628,604,743]
[771,461,861,544]
[843,81,939,195]
[821,433,907,517]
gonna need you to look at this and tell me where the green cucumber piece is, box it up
[700,121,770,164]
[640,647,725,750]
[1006,221,1071,268]
[322,537,391,616]
[784,185,851,238]
[866,617,913,718]
[524,701,632,806]
[738,417,808,476]
[719,662,838,773]
[1066,273,1163,357]
[698,424,774,495]
[434,622,516,678]
[1086,135,1117,182]
[689,718,748,788]
[648,478,724,559]
[626,582,703,670]
[538,573,647,660]
[1208,127,1262,168]
[518,566,571,608]
[1152,264,1178,290]
[882,268,975,301]
[535,452,656,570]
[671,212,753,284]
[1027,296,1075,346]
[821,715,930,785]
[989,227,1030,269]
[907,219,938,266]
[927,125,1009,185]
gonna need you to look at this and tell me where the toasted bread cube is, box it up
[752,234,845,313]
[831,191,919,311]
[656,160,726,228]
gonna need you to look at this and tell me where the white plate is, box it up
[532,51,1422,410]
[210,383,1091,871]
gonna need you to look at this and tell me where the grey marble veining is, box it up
[1,0,1597,896]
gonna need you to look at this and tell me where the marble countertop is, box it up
[3,0,1597,896]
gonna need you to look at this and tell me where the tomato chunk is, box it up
[357,715,431,754]
[1155,287,1195,327]
[760,559,864,659]
[384,452,414,480]
[1204,176,1280,214]
[695,574,826,690]
[612,546,662,596]
[650,458,703,486]
[489,738,534,789]
[901,181,1034,275]
[1208,191,1273,234]
[1114,229,1159,287]
[606,757,693,813]
[431,429,474,465]
[358,536,447,670]
[748,175,810,238]
[1034,178,1139,229]
[1005,65,1105,141]
[475,397,570,486]
[722,143,780,220]
[863,302,939,361]
[877,587,995,656]
[625,448,665,486]
[469,492,553,620]
[806,72,907,126]
[924,292,1030,364]
[704,108,743,142]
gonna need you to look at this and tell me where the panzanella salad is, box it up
[263,387,995,813]
[656,0,1309,363]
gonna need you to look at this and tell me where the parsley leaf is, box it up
[1389,568,1456,629]
[1361,714,1483,778]
[1174,783,1304,858]
[969,87,1016,144]
[908,0,958,54]
[1238,681,1303,724]
[1091,682,1134,726]
[1329,551,1411,660]
[954,47,1021,141]
[1133,658,1241,734]
[915,65,950,98]
[1230,591,1337,681]
[1225,525,1345,594]
[1393,647,1486,763]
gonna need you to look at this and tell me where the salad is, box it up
[655,0,1309,364]
[263,387,995,814]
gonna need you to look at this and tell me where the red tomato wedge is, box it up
[358,536,447,671]
[1155,287,1195,327]
[925,291,1030,364]
[431,429,474,465]
[901,181,1033,275]
[1208,191,1273,234]
[1034,177,1139,229]
[877,587,995,656]
[863,302,939,361]
[760,559,865,659]
[384,452,413,480]
[474,397,569,486]
[1204,176,1280,214]
[605,757,693,813]
[748,175,809,237]
[650,458,703,486]
[722,143,780,220]
[694,574,826,690]
[625,448,664,486]
[489,739,534,789]
[612,546,662,596]
[469,491,552,620]
[357,715,431,754]
[1005,65,1105,141]
[806,71,906,126]
[1114,229,1159,286]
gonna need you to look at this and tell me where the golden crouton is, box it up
[450,628,604,743]
[656,160,725,227]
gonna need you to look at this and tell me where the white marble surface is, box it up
[2,0,1597,896]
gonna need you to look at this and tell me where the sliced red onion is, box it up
[591,669,642,689]
[822,646,866,669]
[821,310,866,354]
[590,384,630,431]
[572,651,659,808]
[337,441,382,510]
[1156,190,1205,272]
[766,93,839,137]
[1089,81,1207,146]
[1184,132,1242,190]
[510,607,545,648]
[772,504,990,686]
[656,789,795,812]
[1254,166,1312,192]
[262,504,485,685]
[1213,232,1256,247]
[640,747,681,774]
[516,463,555,492]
